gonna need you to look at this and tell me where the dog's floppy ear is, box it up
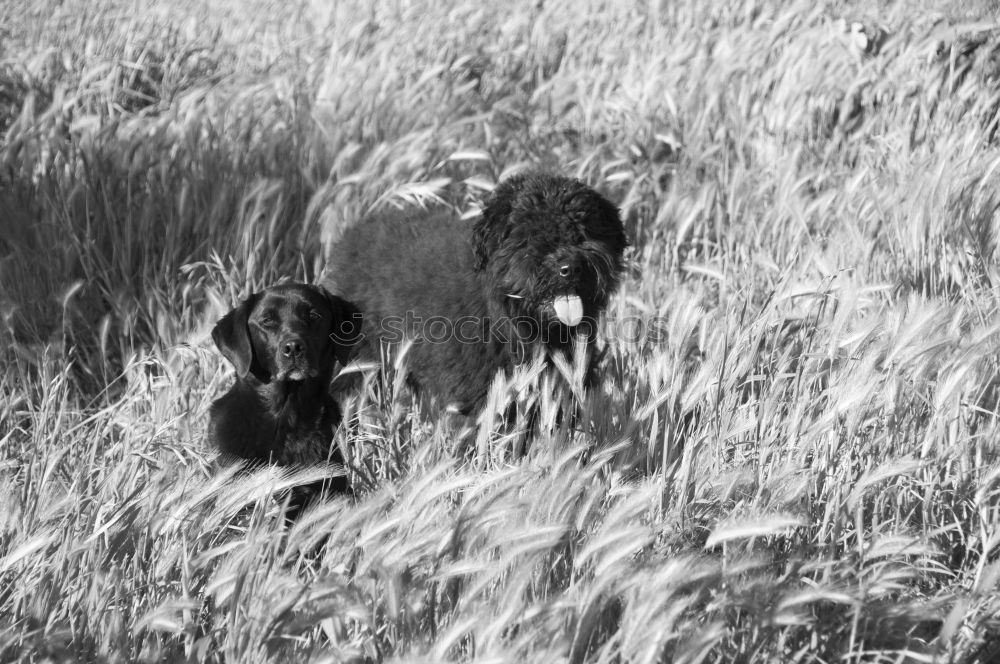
[319,286,363,366]
[212,293,261,378]
[472,173,530,271]
[586,189,629,255]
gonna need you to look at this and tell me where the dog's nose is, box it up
[281,339,305,358]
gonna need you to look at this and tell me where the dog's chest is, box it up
[276,429,335,465]
[272,404,337,465]
[271,394,341,465]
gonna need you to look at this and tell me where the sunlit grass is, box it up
[3,0,1000,661]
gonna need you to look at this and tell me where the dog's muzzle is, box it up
[552,294,584,327]
[277,356,319,382]
[280,367,312,381]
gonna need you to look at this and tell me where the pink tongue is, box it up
[553,295,583,326]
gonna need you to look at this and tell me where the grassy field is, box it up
[4,0,1000,661]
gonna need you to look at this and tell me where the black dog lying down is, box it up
[208,283,360,503]
[323,172,628,420]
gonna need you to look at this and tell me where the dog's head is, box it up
[472,172,627,336]
[212,283,361,383]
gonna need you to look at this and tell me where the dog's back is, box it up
[325,210,508,411]
[325,209,481,320]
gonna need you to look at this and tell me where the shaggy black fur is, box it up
[208,283,361,498]
[322,172,627,414]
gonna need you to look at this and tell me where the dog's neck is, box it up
[251,373,333,431]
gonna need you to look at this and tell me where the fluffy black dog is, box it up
[208,283,360,496]
[323,172,627,414]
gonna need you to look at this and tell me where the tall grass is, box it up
[4,0,1000,661]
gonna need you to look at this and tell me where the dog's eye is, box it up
[308,310,322,322]
[259,315,277,328]
[559,264,572,278]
